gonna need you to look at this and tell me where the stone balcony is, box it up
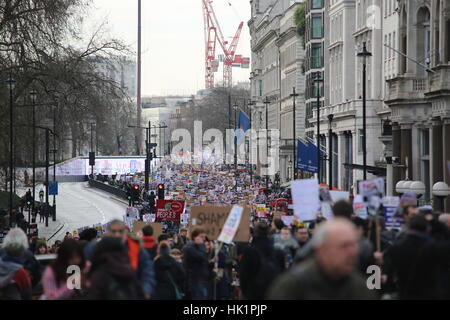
[310,100,357,124]
[385,75,428,103]
[427,64,450,97]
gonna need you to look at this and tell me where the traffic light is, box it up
[157,184,165,200]
[132,185,140,202]
[25,193,33,206]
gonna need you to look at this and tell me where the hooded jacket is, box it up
[83,251,145,300]
[0,257,32,300]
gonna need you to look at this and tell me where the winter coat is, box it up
[0,257,32,300]
[124,236,156,296]
[142,236,157,260]
[183,242,210,286]
[273,234,299,268]
[0,249,41,288]
[153,254,185,300]
[267,258,377,300]
[383,230,432,299]
[238,236,285,300]
[83,251,145,300]
[404,239,450,299]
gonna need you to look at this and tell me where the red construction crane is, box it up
[202,0,246,89]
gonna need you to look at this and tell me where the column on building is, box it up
[392,123,401,193]
[325,132,331,187]
[400,124,413,180]
[337,132,345,190]
[443,119,450,212]
[432,119,444,211]
[351,130,357,191]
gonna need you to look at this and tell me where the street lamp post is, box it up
[6,76,16,227]
[90,123,96,176]
[314,74,323,183]
[233,102,238,171]
[290,87,299,180]
[248,100,255,184]
[263,97,270,188]
[328,114,334,188]
[30,90,37,216]
[357,42,372,180]
[432,182,450,213]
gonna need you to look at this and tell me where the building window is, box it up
[311,0,323,9]
[311,14,323,39]
[358,129,364,153]
[258,79,263,96]
[311,43,323,68]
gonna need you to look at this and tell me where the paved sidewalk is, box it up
[16,186,66,243]
[35,218,65,243]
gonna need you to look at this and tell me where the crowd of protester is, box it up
[1,189,450,300]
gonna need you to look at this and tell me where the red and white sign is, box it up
[156,200,185,222]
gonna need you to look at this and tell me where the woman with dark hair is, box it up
[42,239,86,300]
[83,237,144,300]
[153,241,185,300]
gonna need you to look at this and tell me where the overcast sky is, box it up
[88,0,251,96]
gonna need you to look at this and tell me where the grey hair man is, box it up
[267,218,378,300]
[438,214,450,229]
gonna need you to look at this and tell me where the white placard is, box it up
[353,195,368,219]
[218,205,244,244]
[291,179,320,221]
[329,191,350,202]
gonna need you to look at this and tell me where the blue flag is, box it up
[297,140,308,171]
[236,110,250,145]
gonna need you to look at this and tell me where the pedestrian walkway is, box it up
[16,185,65,243]
[35,218,65,243]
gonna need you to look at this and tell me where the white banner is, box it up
[218,205,244,244]
[291,179,320,221]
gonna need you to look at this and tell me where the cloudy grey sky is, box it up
[89,0,251,96]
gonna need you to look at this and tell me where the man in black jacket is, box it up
[239,222,285,300]
[383,214,432,299]
[182,227,210,300]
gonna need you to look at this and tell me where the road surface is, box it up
[49,182,127,241]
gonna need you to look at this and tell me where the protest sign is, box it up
[281,215,295,227]
[329,191,350,202]
[126,207,139,219]
[156,200,185,222]
[218,205,244,244]
[383,196,402,229]
[256,204,267,218]
[291,179,320,221]
[189,205,250,242]
[359,178,385,215]
[132,221,163,240]
[353,195,368,219]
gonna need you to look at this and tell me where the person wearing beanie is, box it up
[153,241,185,300]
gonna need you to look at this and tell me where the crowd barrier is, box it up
[88,179,128,200]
